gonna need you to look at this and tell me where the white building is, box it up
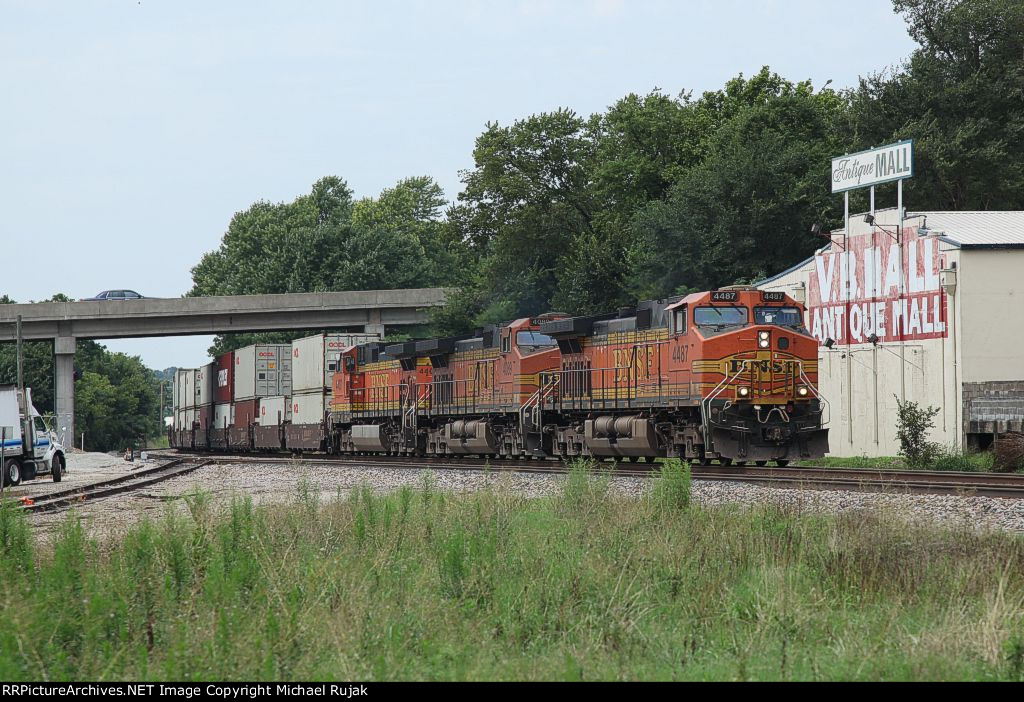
[759,209,1024,457]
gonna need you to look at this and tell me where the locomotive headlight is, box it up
[758,331,770,349]
[797,386,809,397]
[737,387,750,398]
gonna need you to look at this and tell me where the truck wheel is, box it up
[52,454,65,483]
[3,459,21,487]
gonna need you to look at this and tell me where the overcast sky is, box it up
[1,0,917,370]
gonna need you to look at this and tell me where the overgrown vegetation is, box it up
[2,466,1024,681]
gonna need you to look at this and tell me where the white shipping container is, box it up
[176,369,189,411]
[234,344,292,400]
[290,390,329,426]
[291,334,377,393]
[184,369,197,409]
[214,403,233,430]
[197,362,216,406]
[258,396,291,426]
[185,408,198,427]
[171,374,179,413]
[175,409,187,431]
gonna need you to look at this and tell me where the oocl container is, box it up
[233,344,292,400]
[291,334,378,394]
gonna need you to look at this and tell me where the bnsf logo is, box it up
[728,359,797,374]
[612,347,654,383]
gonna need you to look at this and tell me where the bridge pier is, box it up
[365,309,385,337]
[54,336,75,449]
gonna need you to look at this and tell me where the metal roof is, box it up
[908,211,1024,249]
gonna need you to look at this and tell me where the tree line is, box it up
[192,0,1023,343]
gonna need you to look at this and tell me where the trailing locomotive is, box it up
[170,287,829,465]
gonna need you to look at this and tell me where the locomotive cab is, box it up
[670,287,828,463]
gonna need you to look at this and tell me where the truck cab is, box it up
[0,385,67,487]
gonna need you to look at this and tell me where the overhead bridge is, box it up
[0,288,448,444]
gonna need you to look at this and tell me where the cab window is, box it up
[673,306,687,335]
[33,417,47,434]
[755,307,804,328]
[501,333,511,353]
[694,306,748,327]
[516,331,556,353]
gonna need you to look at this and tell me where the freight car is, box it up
[170,287,829,465]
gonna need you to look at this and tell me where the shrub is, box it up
[894,396,940,467]
[994,433,1024,473]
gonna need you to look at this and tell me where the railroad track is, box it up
[152,450,1024,499]
[20,458,214,513]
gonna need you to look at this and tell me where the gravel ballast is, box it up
[24,460,1024,541]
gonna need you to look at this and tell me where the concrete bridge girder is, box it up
[0,288,447,447]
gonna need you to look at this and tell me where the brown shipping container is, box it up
[233,399,260,428]
[216,352,234,404]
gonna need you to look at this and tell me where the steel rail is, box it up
[21,458,214,513]
[150,450,1024,499]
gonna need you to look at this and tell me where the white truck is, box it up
[0,385,66,486]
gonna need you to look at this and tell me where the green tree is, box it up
[849,0,1024,209]
[628,71,845,298]
[194,176,456,355]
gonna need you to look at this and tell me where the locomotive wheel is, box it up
[719,458,733,466]
[734,461,747,466]
[775,460,790,467]
[755,460,768,467]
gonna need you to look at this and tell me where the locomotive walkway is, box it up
[0,288,448,444]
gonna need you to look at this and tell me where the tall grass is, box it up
[1,476,1023,681]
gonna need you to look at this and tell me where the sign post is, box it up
[829,141,915,444]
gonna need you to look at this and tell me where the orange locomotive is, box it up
[326,287,827,464]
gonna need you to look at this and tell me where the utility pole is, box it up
[16,316,25,451]
[15,315,23,395]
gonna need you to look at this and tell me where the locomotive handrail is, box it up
[701,359,753,454]
[797,362,830,427]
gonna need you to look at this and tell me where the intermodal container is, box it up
[183,369,197,409]
[215,352,234,404]
[258,395,291,427]
[234,344,292,400]
[291,334,378,394]
[197,363,216,406]
[214,403,233,430]
[233,399,260,428]
[291,390,329,426]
